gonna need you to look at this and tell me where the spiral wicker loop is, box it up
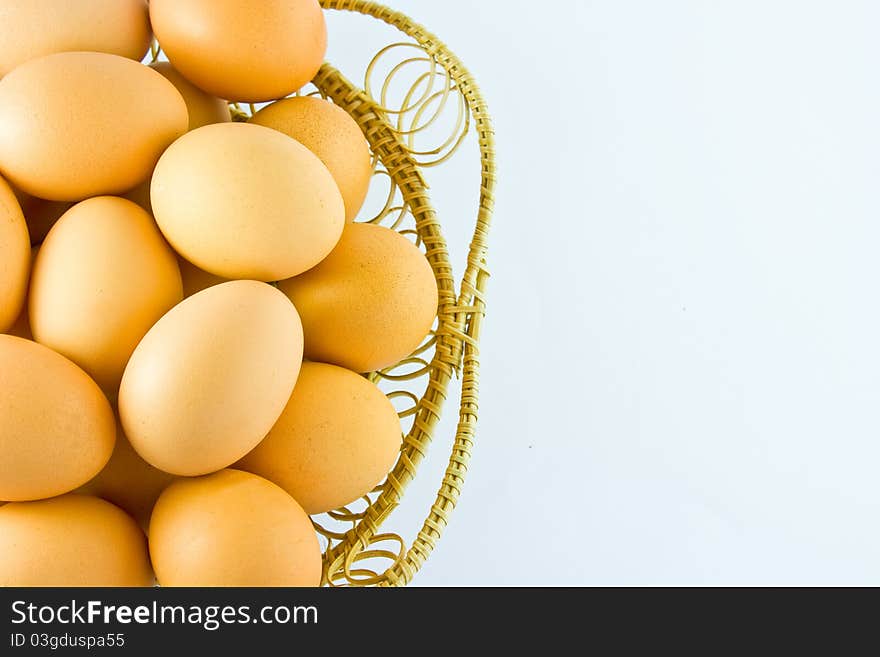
[304,0,494,586]
[153,1,493,586]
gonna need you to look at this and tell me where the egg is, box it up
[5,246,38,339]
[30,197,183,397]
[119,280,303,476]
[151,122,344,281]
[149,469,321,586]
[278,223,439,373]
[0,0,152,77]
[251,96,373,222]
[120,64,231,215]
[0,335,115,501]
[0,176,29,333]
[237,362,402,514]
[149,0,326,102]
[0,494,153,586]
[0,52,188,201]
[149,61,232,130]
[79,420,177,531]
[177,256,229,298]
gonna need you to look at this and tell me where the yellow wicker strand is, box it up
[313,0,494,585]
[148,3,491,586]
[312,61,457,584]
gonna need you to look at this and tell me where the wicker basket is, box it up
[157,0,494,586]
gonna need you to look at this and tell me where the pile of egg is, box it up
[0,0,438,586]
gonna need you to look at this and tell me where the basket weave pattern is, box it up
[212,0,493,585]
[312,1,493,586]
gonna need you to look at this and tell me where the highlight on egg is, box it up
[119,280,304,476]
[150,122,345,281]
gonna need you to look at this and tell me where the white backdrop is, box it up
[326,0,880,585]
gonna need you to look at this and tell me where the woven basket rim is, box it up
[147,0,494,586]
[307,0,495,587]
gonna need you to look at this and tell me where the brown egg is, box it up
[238,362,402,514]
[4,246,38,339]
[0,494,153,586]
[0,52,188,201]
[251,96,372,222]
[0,0,152,77]
[151,122,344,281]
[79,420,177,531]
[119,281,303,476]
[149,61,231,130]
[30,197,183,398]
[149,0,326,102]
[0,335,115,501]
[150,469,321,587]
[278,223,439,373]
[177,256,229,298]
[0,176,29,332]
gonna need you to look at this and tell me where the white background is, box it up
[327,0,880,585]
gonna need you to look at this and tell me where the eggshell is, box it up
[0,335,115,501]
[149,61,231,130]
[278,223,439,373]
[0,494,153,586]
[149,469,321,587]
[4,246,37,339]
[0,176,29,332]
[149,0,326,102]
[0,0,152,77]
[178,256,229,298]
[0,52,188,201]
[151,122,344,281]
[251,96,372,222]
[238,362,402,514]
[119,280,303,476]
[79,420,177,531]
[30,197,183,397]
